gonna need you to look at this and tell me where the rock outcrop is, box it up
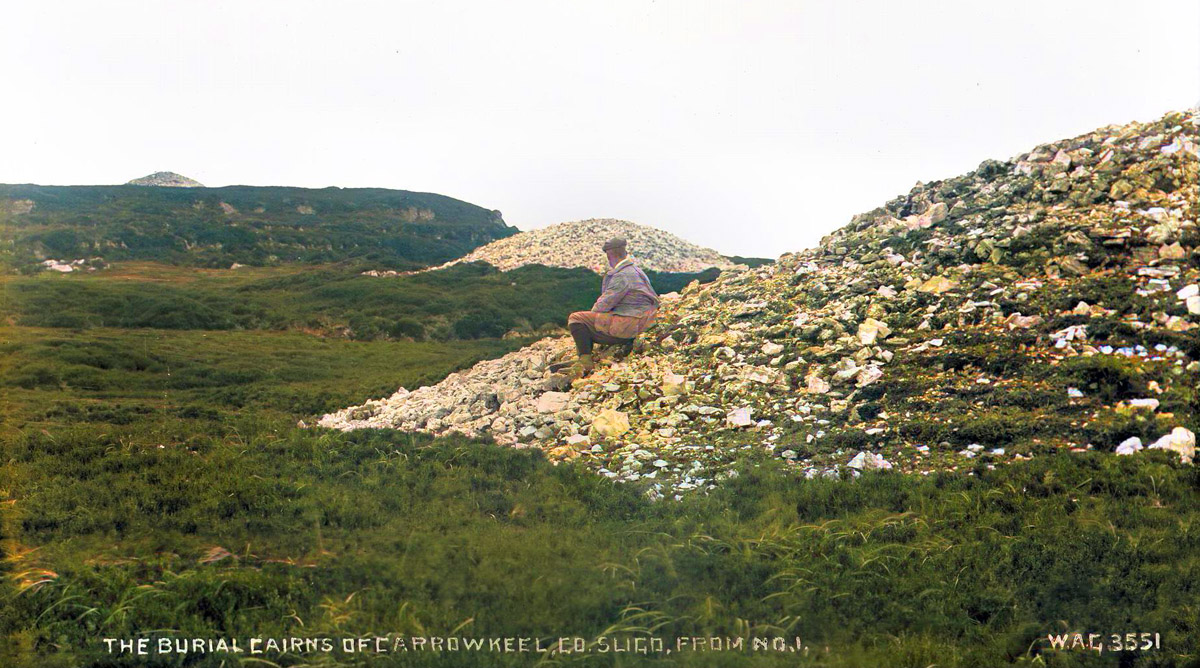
[321,109,1200,498]
[421,218,738,274]
[126,171,204,187]
[1,198,35,215]
[38,258,106,273]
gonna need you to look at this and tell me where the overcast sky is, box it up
[4,1,1198,257]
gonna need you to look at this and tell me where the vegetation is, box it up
[725,255,774,269]
[4,262,723,341]
[1,320,1198,666]
[0,183,516,270]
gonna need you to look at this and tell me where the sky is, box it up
[3,1,1198,257]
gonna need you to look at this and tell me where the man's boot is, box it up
[565,353,594,379]
[612,338,636,361]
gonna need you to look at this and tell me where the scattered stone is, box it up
[1115,437,1143,455]
[917,276,957,294]
[726,407,754,428]
[847,451,893,471]
[761,341,784,356]
[857,318,891,345]
[662,372,688,396]
[806,374,831,394]
[1003,313,1042,329]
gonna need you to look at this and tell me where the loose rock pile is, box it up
[417,218,738,274]
[322,109,1199,498]
[125,171,204,187]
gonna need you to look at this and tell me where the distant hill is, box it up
[126,171,205,187]
[724,254,774,268]
[0,182,516,270]
[423,218,741,274]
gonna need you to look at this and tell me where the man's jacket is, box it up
[592,257,660,317]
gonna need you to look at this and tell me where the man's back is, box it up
[596,257,659,317]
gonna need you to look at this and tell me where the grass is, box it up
[0,260,1197,667]
[0,322,1198,666]
[2,261,722,342]
[0,325,525,436]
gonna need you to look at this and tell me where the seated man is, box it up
[563,237,660,377]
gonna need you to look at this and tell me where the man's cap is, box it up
[602,237,627,251]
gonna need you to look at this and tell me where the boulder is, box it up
[536,392,571,414]
[1147,427,1196,464]
[662,372,688,396]
[1003,313,1043,329]
[916,276,957,294]
[805,374,831,394]
[1115,437,1143,455]
[543,374,571,392]
[1158,242,1186,260]
[857,318,891,345]
[591,410,631,438]
[726,407,753,427]
[855,365,884,387]
[847,451,893,471]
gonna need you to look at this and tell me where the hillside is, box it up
[421,218,742,273]
[320,108,1199,497]
[0,181,516,270]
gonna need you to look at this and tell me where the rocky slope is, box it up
[126,171,205,187]
[320,109,1199,498]
[421,218,739,273]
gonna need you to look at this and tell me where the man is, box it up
[561,237,660,378]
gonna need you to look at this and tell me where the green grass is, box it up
[2,261,722,342]
[1,323,1198,667]
[0,325,525,432]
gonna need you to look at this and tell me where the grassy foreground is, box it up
[0,322,1197,667]
[0,323,1195,666]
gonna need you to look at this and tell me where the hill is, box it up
[320,108,1199,497]
[0,181,516,270]
[421,218,742,273]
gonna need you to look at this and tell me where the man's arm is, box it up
[592,271,631,312]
